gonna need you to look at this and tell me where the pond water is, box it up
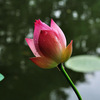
[0,0,100,100]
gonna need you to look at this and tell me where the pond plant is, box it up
[0,73,4,81]
[25,19,82,100]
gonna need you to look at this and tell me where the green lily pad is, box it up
[65,55,100,72]
[0,73,4,81]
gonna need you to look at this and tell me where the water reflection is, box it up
[50,71,100,100]
[50,89,68,100]
[67,72,100,100]
[0,0,100,100]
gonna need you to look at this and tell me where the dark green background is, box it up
[0,0,100,100]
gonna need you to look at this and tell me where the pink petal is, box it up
[61,40,73,62]
[30,57,57,69]
[50,19,66,49]
[25,38,40,57]
[38,30,62,63]
[33,19,51,56]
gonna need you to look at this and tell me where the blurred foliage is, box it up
[0,0,100,100]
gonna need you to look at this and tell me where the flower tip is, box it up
[50,19,55,25]
[34,19,41,24]
[68,40,73,49]
[67,40,73,48]
[51,19,53,22]
[71,40,73,44]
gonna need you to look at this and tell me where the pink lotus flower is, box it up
[25,19,73,68]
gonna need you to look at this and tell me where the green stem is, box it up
[58,63,82,100]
